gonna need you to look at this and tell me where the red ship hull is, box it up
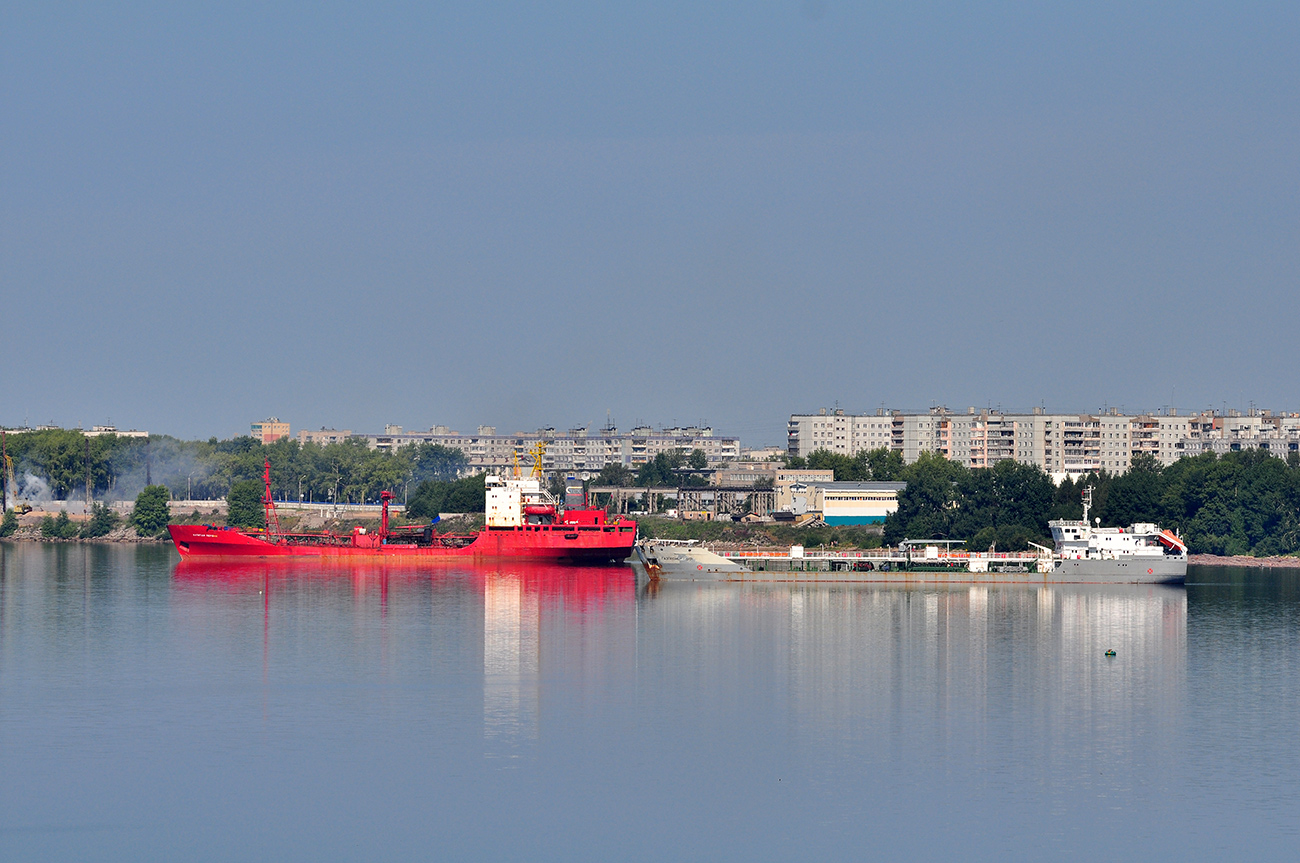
[168,521,637,564]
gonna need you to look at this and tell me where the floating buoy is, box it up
[1104,649,1116,657]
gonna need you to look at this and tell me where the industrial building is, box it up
[815,482,907,525]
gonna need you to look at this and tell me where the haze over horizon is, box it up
[4,3,1297,445]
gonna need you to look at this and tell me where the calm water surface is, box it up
[1,544,1298,861]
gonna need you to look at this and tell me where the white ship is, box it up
[1044,487,1187,582]
[635,489,1186,585]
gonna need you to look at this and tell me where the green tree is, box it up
[80,503,121,538]
[804,446,899,481]
[594,463,634,487]
[41,511,81,539]
[226,480,265,528]
[636,451,684,486]
[407,443,469,484]
[864,448,905,480]
[688,449,708,470]
[132,485,171,535]
[951,460,1055,542]
[0,509,17,537]
[883,452,964,544]
[406,474,487,519]
[1100,453,1163,527]
[806,448,856,478]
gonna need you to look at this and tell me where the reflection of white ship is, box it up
[633,581,1187,750]
[636,489,1186,585]
[483,573,539,758]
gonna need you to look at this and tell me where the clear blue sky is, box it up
[3,2,1297,444]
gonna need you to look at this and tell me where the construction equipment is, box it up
[2,429,15,513]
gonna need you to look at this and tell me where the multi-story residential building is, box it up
[251,417,290,444]
[739,445,787,461]
[787,409,915,460]
[83,425,149,439]
[353,424,739,475]
[791,406,1292,478]
[1179,411,1300,459]
[298,428,353,445]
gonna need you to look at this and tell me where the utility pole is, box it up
[85,435,93,510]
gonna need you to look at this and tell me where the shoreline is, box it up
[1188,553,1300,569]
[1,533,168,545]
[4,532,1299,568]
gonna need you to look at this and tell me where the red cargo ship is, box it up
[168,460,636,563]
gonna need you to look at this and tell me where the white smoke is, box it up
[19,472,52,503]
[106,439,217,502]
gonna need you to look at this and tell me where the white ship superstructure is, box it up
[1045,487,1187,580]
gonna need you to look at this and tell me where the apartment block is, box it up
[298,428,353,445]
[354,424,739,475]
[1179,411,1300,459]
[251,417,290,444]
[786,409,908,460]
[790,406,1291,477]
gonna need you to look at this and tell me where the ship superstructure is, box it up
[1045,486,1187,580]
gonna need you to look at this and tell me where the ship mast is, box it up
[529,440,547,480]
[262,459,282,540]
[379,490,392,541]
[1081,485,1093,526]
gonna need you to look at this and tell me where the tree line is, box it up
[1,430,468,505]
[850,448,1300,557]
[592,449,715,487]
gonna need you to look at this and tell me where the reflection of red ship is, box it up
[168,458,637,564]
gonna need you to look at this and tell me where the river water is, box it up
[1,544,1297,861]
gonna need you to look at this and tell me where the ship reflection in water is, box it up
[8,544,1296,859]
[167,556,1185,759]
[171,558,637,760]
[482,572,539,758]
[636,580,1187,773]
[171,558,1186,771]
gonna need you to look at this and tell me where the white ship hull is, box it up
[636,542,1186,585]
[1044,556,1186,583]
